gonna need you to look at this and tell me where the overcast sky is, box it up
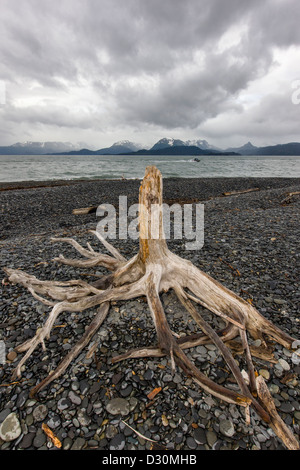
[0,0,300,149]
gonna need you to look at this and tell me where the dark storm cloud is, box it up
[0,0,299,145]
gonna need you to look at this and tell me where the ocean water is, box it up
[0,154,300,182]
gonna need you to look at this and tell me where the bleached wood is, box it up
[223,188,259,196]
[256,375,300,450]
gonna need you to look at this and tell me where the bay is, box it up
[0,154,300,182]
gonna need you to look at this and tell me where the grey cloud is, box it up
[0,0,299,145]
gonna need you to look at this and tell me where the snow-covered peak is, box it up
[185,139,219,150]
[150,138,186,151]
[111,140,142,151]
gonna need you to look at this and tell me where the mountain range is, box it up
[1,137,300,156]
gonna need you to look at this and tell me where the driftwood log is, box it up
[281,191,300,205]
[223,188,259,196]
[3,166,299,449]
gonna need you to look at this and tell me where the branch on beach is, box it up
[280,191,300,205]
[3,165,299,450]
[72,206,98,215]
[223,188,260,196]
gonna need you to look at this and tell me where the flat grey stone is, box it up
[0,413,22,442]
[106,398,130,416]
[194,427,206,445]
[68,390,82,405]
[219,419,235,437]
[109,433,125,450]
[33,404,48,422]
[71,437,86,450]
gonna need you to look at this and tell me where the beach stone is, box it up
[109,433,126,450]
[194,427,206,445]
[68,390,82,405]
[89,382,101,394]
[256,433,268,443]
[47,414,61,429]
[279,402,294,413]
[16,390,28,408]
[106,424,118,439]
[106,398,130,416]
[0,408,11,423]
[144,369,154,380]
[294,411,300,421]
[33,432,47,448]
[71,437,86,450]
[77,409,91,427]
[63,437,73,450]
[79,380,90,395]
[120,384,133,398]
[33,404,48,422]
[0,341,5,365]
[269,384,279,394]
[112,372,123,385]
[206,430,217,447]
[161,415,169,427]
[7,351,17,361]
[291,351,300,365]
[0,413,22,442]
[186,436,197,449]
[278,358,290,371]
[57,398,70,411]
[19,432,35,449]
[219,419,235,437]
[259,369,270,380]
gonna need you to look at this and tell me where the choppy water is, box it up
[0,154,300,182]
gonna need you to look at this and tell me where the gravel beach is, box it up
[0,176,300,451]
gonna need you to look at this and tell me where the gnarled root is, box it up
[3,166,299,450]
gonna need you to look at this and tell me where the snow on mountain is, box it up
[0,141,82,155]
[150,137,219,151]
[185,139,220,150]
[111,140,142,151]
[150,138,186,151]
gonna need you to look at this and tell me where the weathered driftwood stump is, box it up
[3,166,299,449]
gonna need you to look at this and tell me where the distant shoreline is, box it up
[1,175,300,192]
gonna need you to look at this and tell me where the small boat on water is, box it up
[193,158,201,162]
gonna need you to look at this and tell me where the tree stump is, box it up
[3,166,299,449]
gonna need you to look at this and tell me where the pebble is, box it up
[6,351,17,361]
[259,369,270,380]
[19,432,35,449]
[33,404,48,422]
[144,369,154,380]
[57,398,70,411]
[278,358,290,371]
[0,413,22,442]
[161,415,169,427]
[47,415,61,429]
[71,437,86,450]
[109,433,126,450]
[106,424,118,439]
[206,430,217,447]
[186,436,198,449]
[219,419,235,438]
[106,398,130,416]
[77,410,91,427]
[68,391,82,405]
[33,432,47,448]
[279,402,294,413]
[194,427,206,445]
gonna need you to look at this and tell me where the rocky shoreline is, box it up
[0,176,300,450]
